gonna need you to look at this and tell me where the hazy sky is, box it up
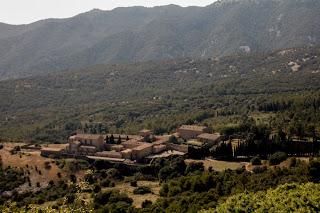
[0,0,215,25]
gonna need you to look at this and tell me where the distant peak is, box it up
[90,8,103,12]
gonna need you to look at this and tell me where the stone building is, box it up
[177,125,211,140]
[197,133,222,146]
[132,143,153,160]
[68,134,105,154]
[139,129,152,137]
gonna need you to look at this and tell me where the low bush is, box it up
[269,152,287,165]
[133,186,152,195]
[44,162,52,170]
[130,180,137,187]
[250,156,262,165]
[141,200,153,208]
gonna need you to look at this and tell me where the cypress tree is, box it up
[110,134,115,144]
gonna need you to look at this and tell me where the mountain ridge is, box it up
[0,0,320,79]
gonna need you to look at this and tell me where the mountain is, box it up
[0,0,320,79]
[0,46,320,141]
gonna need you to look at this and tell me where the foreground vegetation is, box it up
[0,155,319,212]
[201,182,320,213]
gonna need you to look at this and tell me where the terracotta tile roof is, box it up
[197,133,221,141]
[139,129,152,133]
[132,143,153,151]
[79,145,97,150]
[74,134,103,140]
[122,139,142,144]
[41,147,64,152]
[179,125,208,131]
[70,140,81,145]
[121,149,132,154]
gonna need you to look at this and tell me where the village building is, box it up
[96,151,123,159]
[40,144,68,157]
[122,139,144,149]
[152,144,167,154]
[40,147,65,158]
[197,133,222,146]
[121,149,133,159]
[132,143,153,160]
[68,134,105,154]
[109,144,124,152]
[177,125,211,140]
[41,128,192,163]
[139,129,152,138]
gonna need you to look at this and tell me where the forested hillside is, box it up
[0,46,320,142]
[0,0,320,79]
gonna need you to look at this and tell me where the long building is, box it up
[41,130,190,162]
[132,143,153,160]
[68,134,105,154]
[197,133,222,146]
[177,125,211,140]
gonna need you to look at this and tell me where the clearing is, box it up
[185,158,247,171]
[103,180,161,208]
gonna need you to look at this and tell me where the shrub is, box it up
[168,135,178,144]
[309,158,320,182]
[57,172,62,178]
[66,193,75,204]
[252,165,267,174]
[70,174,77,183]
[141,200,153,208]
[44,161,52,170]
[130,180,137,187]
[101,179,111,187]
[185,162,204,174]
[250,156,262,165]
[84,173,95,184]
[93,184,101,193]
[133,186,152,195]
[10,146,21,155]
[67,160,89,172]
[289,157,297,168]
[159,183,169,197]
[106,168,122,180]
[94,190,133,206]
[269,152,287,165]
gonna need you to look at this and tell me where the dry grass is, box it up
[0,143,84,192]
[185,158,247,172]
[103,180,161,208]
